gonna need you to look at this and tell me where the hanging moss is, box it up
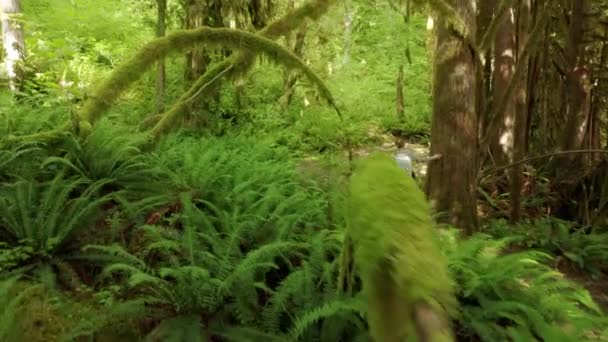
[346,152,457,342]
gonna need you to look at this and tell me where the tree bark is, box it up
[1,0,25,91]
[476,0,494,142]
[155,0,167,114]
[487,5,516,167]
[560,0,592,155]
[426,0,478,233]
[510,0,531,223]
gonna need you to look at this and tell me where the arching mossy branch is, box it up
[1,0,338,148]
[79,26,339,133]
[145,0,339,138]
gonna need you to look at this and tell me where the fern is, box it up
[0,277,42,341]
[41,121,171,198]
[441,230,608,341]
[0,174,113,283]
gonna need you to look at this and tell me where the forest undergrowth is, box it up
[0,120,606,341]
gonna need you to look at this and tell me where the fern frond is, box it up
[289,297,364,341]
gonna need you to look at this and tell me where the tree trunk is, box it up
[396,65,404,122]
[510,0,531,223]
[426,0,478,233]
[155,0,167,114]
[487,5,516,167]
[342,0,354,65]
[476,0,494,143]
[560,0,591,155]
[1,0,25,91]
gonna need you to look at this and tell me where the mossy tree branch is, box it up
[0,0,339,148]
[79,27,338,130]
[146,0,339,138]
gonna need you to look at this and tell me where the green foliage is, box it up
[42,120,170,198]
[0,174,112,280]
[485,217,608,277]
[63,135,364,341]
[0,277,27,341]
[0,277,47,341]
[441,229,608,341]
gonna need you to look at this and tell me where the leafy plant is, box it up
[42,121,170,198]
[0,276,43,341]
[485,217,608,276]
[75,191,362,341]
[0,174,112,284]
[441,229,607,341]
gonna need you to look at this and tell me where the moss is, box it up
[346,152,456,341]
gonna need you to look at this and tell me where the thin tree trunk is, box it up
[476,0,494,143]
[155,0,167,114]
[487,5,517,167]
[587,32,606,163]
[342,0,354,65]
[1,0,25,91]
[396,65,404,122]
[510,0,531,223]
[426,0,478,233]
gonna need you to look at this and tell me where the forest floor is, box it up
[557,261,608,311]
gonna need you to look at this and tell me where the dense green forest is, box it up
[0,0,607,341]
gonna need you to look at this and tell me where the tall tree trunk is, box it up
[155,0,167,114]
[588,34,607,162]
[342,0,354,65]
[510,0,531,223]
[396,65,405,122]
[1,0,25,91]
[426,0,478,233]
[476,0,494,143]
[487,5,517,167]
[560,0,591,155]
